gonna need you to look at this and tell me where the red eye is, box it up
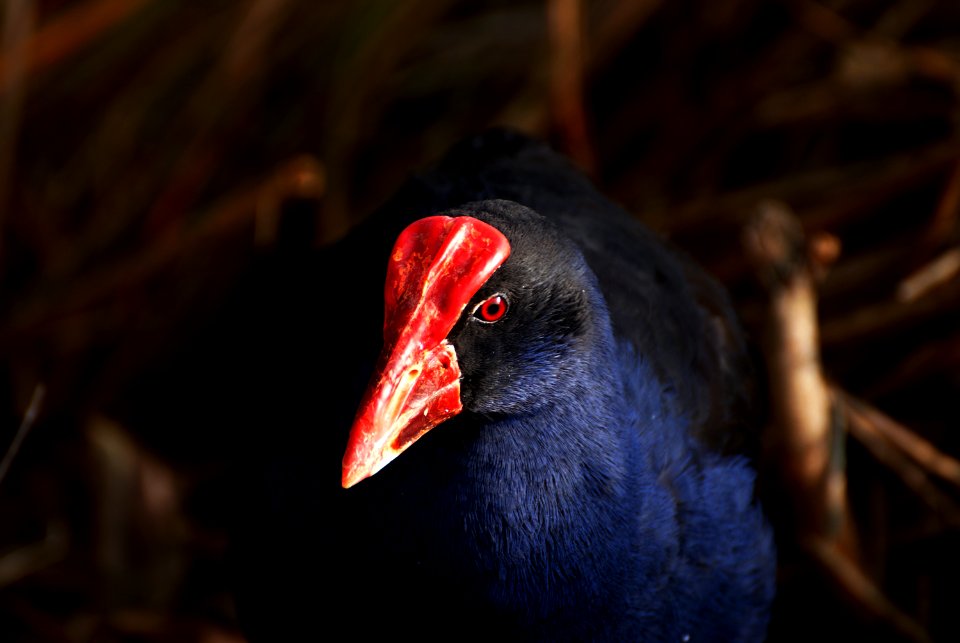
[474,294,508,322]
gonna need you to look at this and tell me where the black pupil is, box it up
[481,296,503,320]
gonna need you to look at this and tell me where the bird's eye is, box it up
[473,294,508,323]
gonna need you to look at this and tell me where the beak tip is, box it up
[341,460,365,489]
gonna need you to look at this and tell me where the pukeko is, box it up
[229,129,776,642]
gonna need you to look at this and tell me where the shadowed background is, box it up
[2,1,960,641]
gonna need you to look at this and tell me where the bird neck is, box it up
[456,344,679,628]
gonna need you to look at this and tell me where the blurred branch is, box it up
[0,0,152,95]
[0,0,34,258]
[821,273,960,347]
[743,198,940,640]
[547,0,596,174]
[0,383,45,487]
[743,200,857,553]
[926,160,960,245]
[319,0,454,237]
[865,331,960,398]
[145,0,297,236]
[0,156,323,350]
[0,522,68,589]
[841,391,960,494]
[844,401,960,527]
[806,536,932,643]
[870,0,937,41]
[590,0,661,69]
[38,6,236,282]
[88,416,186,609]
[896,247,960,302]
[790,0,858,45]
[665,141,960,233]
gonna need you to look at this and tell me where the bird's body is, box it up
[230,130,775,642]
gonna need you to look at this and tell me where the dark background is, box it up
[2,1,960,641]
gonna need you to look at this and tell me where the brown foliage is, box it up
[2,1,960,641]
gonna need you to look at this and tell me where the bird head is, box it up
[341,200,607,488]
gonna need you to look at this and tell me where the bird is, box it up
[227,129,777,642]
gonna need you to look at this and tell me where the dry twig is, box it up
[840,391,960,496]
[744,200,857,551]
[547,0,596,174]
[0,383,45,487]
[0,0,151,95]
[806,536,932,643]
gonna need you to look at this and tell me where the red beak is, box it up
[341,215,510,488]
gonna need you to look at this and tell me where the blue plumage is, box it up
[231,129,776,642]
